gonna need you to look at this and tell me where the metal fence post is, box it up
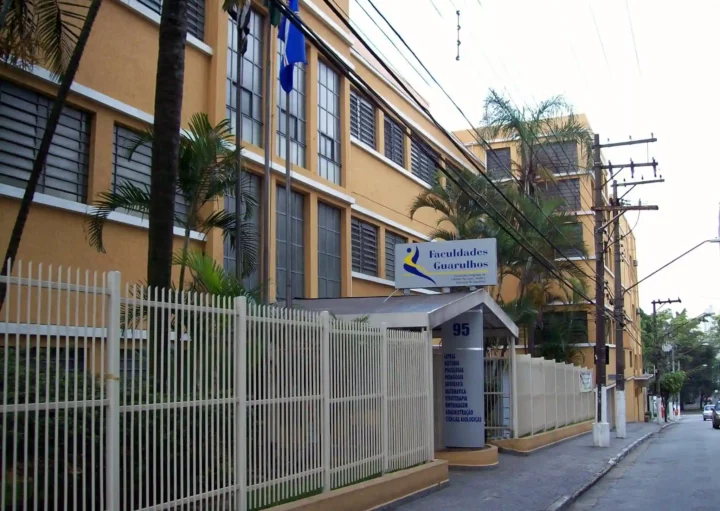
[105,271,121,511]
[320,311,331,492]
[511,337,519,439]
[235,297,248,511]
[425,325,434,462]
[380,323,389,473]
[530,358,535,436]
[555,363,559,430]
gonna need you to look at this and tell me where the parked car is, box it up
[704,404,715,421]
[713,404,720,430]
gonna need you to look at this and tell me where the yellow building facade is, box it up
[0,0,645,419]
[454,128,647,422]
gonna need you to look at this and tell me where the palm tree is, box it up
[86,113,259,290]
[147,0,189,291]
[0,0,104,310]
[482,89,593,196]
[410,168,589,353]
[409,169,524,300]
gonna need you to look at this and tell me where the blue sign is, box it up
[394,239,498,289]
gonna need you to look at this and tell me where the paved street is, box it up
[397,422,665,511]
[570,416,719,510]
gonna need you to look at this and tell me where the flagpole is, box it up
[285,88,293,307]
[261,15,273,304]
[234,6,246,283]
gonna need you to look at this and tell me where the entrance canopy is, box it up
[295,289,518,338]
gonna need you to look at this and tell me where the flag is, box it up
[278,0,307,93]
[265,0,281,27]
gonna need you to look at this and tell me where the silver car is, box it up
[703,404,715,421]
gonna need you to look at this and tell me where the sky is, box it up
[349,0,720,318]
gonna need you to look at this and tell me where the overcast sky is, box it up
[350,0,720,318]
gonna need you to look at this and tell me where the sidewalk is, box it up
[397,422,670,511]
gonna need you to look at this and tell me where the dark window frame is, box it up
[384,231,407,281]
[384,116,405,167]
[0,80,91,204]
[410,137,438,185]
[318,202,342,298]
[136,0,206,40]
[227,10,265,147]
[276,39,307,168]
[276,186,305,302]
[349,88,375,148]
[351,217,378,276]
[317,60,341,184]
[112,124,187,227]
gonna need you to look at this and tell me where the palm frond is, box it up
[85,181,151,252]
[35,0,85,77]
[0,0,37,68]
[203,209,260,278]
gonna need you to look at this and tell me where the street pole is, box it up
[284,89,293,308]
[593,133,609,447]
[612,179,626,438]
[261,15,273,304]
[234,3,252,283]
[652,297,681,423]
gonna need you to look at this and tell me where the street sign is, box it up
[394,239,498,289]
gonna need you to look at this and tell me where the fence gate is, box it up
[484,357,511,440]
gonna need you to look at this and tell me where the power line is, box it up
[589,2,612,75]
[358,0,601,260]
[275,0,611,315]
[354,0,602,288]
[625,0,642,75]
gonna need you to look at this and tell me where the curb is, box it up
[546,421,678,511]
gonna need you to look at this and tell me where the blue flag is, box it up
[278,0,307,93]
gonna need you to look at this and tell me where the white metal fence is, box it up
[514,353,594,437]
[0,262,432,510]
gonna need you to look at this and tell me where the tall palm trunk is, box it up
[0,0,103,310]
[147,0,188,290]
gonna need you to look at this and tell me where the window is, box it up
[318,203,342,298]
[0,80,90,203]
[276,39,307,168]
[556,222,584,259]
[541,311,588,344]
[410,138,438,185]
[351,218,378,276]
[384,116,405,167]
[136,0,206,40]
[224,172,261,289]
[487,148,510,179]
[349,88,375,147]
[385,231,407,281]
[317,61,341,184]
[227,10,264,147]
[535,142,579,175]
[538,178,581,211]
[276,186,305,302]
[112,125,188,226]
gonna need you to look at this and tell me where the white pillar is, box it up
[616,390,627,438]
[593,385,610,447]
[656,396,663,425]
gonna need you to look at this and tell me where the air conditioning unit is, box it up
[633,260,639,267]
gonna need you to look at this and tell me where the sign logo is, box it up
[403,246,437,285]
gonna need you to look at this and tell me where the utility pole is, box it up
[652,297,681,423]
[593,134,659,446]
[611,172,662,438]
[592,134,609,448]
